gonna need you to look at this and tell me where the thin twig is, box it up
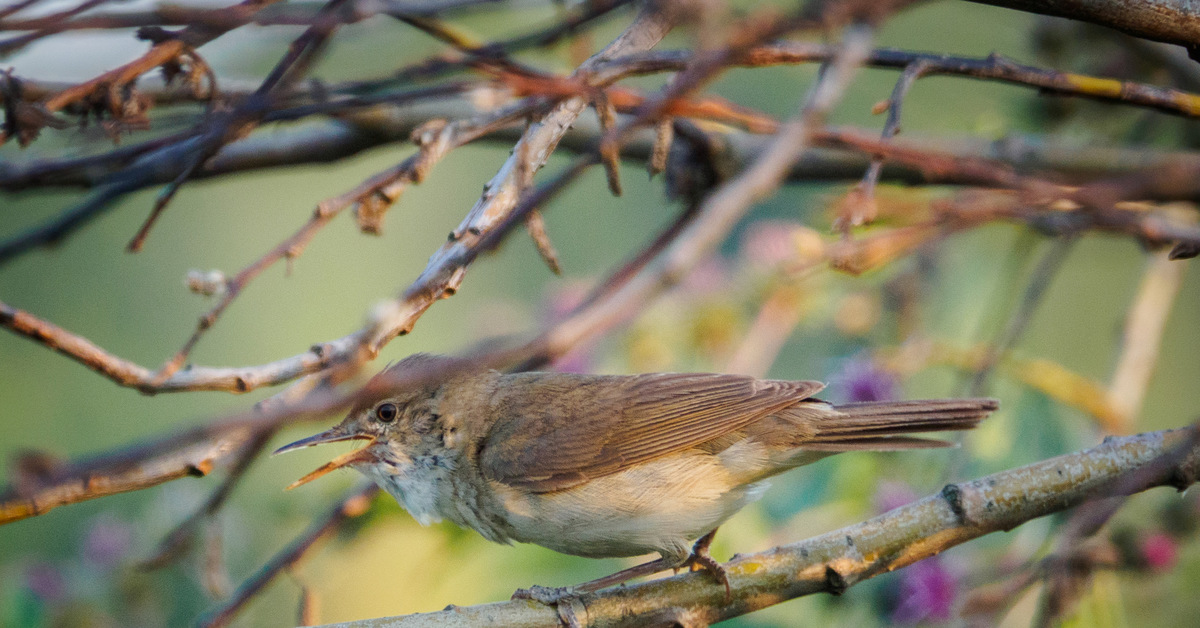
[195,482,379,628]
[604,43,1200,119]
[148,98,535,383]
[139,429,277,569]
[1108,249,1189,431]
[968,236,1078,397]
[838,58,931,228]
[124,0,353,252]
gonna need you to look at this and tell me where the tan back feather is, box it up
[479,372,825,493]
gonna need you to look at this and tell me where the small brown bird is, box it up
[276,354,997,597]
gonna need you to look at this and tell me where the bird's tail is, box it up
[794,398,999,451]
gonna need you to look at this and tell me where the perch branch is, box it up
[323,426,1200,627]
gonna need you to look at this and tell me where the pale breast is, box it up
[361,463,444,526]
[360,457,518,545]
[489,450,768,563]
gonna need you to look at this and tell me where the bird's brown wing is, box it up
[478,372,825,493]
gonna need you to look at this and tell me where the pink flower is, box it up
[542,281,590,322]
[892,558,958,624]
[681,256,729,295]
[740,221,802,268]
[1139,532,1177,572]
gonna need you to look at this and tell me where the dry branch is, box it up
[10,39,1200,197]
[0,424,255,525]
[968,0,1200,48]
[0,6,675,394]
[321,426,1200,628]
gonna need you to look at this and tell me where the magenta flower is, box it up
[551,350,593,374]
[1139,532,1178,572]
[831,355,898,403]
[892,557,959,624]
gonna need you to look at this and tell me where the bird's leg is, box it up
[513,530,731,605]
[682,528,730,599]
[512,557,673,604]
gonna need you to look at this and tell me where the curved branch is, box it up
[966,0,1200,48]
[329,426,1200,628]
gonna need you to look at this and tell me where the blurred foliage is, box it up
[2,1,1200,627]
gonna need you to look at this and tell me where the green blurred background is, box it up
[3,1,1200,626]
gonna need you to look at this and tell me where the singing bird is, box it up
[276,354,997,597]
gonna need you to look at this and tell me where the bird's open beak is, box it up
[273,425,377,490]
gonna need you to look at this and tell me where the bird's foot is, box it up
[512,585,588,628]
[512,584,577,605]
[684,529,731,599]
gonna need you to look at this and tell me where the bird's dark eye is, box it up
[376,403,398,423]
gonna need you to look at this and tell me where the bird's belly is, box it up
[493,452,768,561]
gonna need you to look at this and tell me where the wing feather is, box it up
[479,372,824,493]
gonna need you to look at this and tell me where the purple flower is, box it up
[25,562,66,603]
[831,355,897,403]
[83,514,133,570]
[892,557,959,624]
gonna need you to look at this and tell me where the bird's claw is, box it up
[513,585,586,628]
[684,551,731,599]
[512,584,577,605]
[685,531,731,600]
